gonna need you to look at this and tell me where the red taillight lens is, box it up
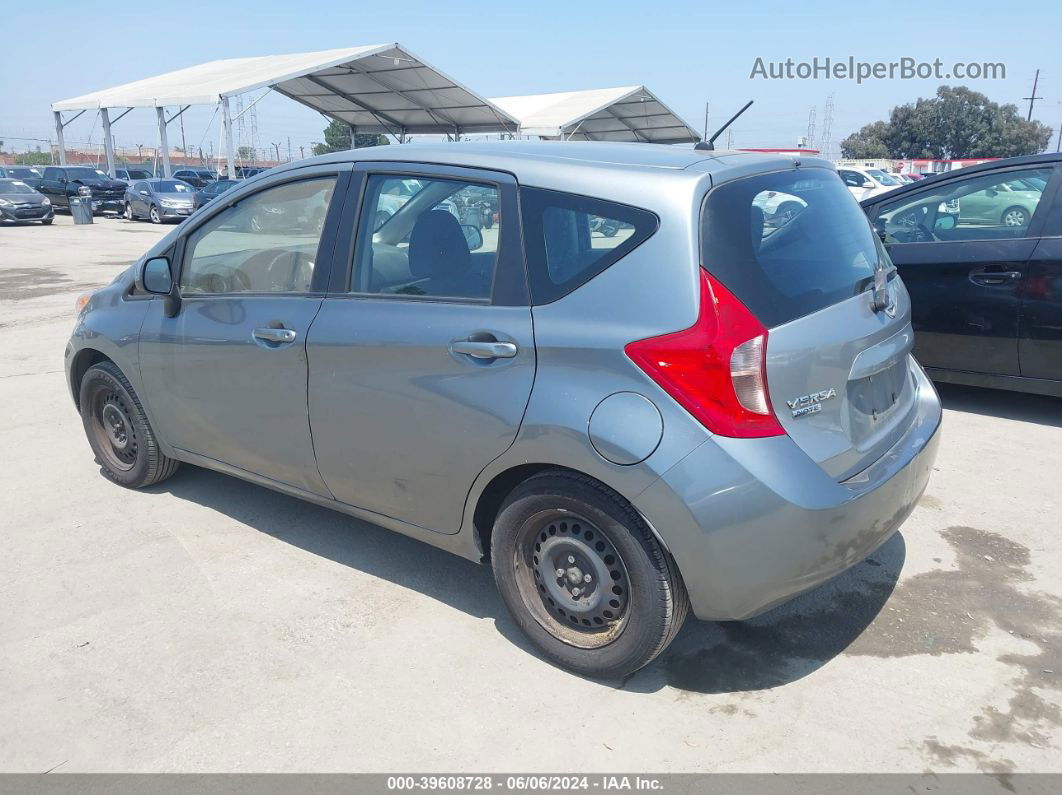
[624,269,785,438]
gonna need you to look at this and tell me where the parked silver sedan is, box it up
[66,142,941,678]
[123,178,196,223]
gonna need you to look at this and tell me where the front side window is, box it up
[875,166,1053,244]
[180,177,336,295]
[352,174,499,300]
[520,187,657,304]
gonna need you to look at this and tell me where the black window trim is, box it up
[866,163,1062,245]
[332,161,529,307]
[171,164,352,299]
[519,185,660,306]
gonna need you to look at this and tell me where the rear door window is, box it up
[520,187,657,304]
[701,168,883,327]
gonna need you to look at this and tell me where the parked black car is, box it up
[38,166,127,214]
[192,178,241,210]
[234,166,267,178]
[0,166,45,190]
[171,167,218,188]
[861,152,1062,397]
[0,178,54,224]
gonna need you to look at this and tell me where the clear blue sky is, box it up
[1,0,1059,160]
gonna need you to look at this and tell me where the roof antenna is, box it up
[695,100,753,151]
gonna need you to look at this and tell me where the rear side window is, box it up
[700,168,882,327]
[520,187,657,304]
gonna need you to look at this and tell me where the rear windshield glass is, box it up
[700,168,882,327]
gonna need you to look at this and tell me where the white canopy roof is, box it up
[52,44,519,135]
[490,86,699,143]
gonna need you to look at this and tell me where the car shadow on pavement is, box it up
[152,465,903,695]
[936,382,1062,427]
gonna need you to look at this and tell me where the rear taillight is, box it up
[625,269,785,438]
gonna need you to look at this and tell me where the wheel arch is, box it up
[70,348,113,411]
[472,463,586,562]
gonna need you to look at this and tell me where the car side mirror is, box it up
[140,256,182,317]
[142,256,172,294]
[139,190,149,195]
[985,188,998,197]
[461,224,483,251]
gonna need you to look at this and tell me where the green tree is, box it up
[840,86,1051,160]
[237,145,255,160]
[311,119,388,155]
[14,151,53,166]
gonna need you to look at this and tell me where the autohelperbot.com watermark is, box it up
[749,56,1006,83]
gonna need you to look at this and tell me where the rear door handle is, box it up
[450,340,518,359]
[969,267,1021,286]
[253,327,297,344]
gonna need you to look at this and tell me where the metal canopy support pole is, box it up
[101,108,116,177]
[221,96,235,178]
[156,107,172,177]
[349,125,357,149]
[53,111,67,165]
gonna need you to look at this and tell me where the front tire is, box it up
[492,471,688,679]
[41,218,53,225]
[149,205,161,224]
[79,361,179,488]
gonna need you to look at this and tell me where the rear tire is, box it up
[1001,205,1029,227]
[79,361,179,488]
[491,470,688,679]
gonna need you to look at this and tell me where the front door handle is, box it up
[450,339,518,359]
[969,266,1021,286]
[253,327,297,344]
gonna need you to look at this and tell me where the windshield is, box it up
[0,179,37,194]
[196,171,217,178]
[65,168,106,180]
[8,168,41,179]
[128,170,152,179]
[867,169,901,186]
[701,168,882,326]
[150,180,194,193]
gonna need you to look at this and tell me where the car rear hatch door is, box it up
[702,164,918,479]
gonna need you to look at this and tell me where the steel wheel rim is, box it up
[513,510,631,649]
[90,387,138,471]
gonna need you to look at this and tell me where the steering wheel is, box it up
[236,247,311,292]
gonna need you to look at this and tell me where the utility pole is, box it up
[725,127,733,149]
[702,102,709,142]
[286,136,291,162]
[299,145,305,160]
[271,142,281,162]
[1023,69,1042,121]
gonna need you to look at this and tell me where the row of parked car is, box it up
[0,163,259,226]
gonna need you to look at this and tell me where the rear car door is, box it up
[306,162,534,533]
[138,165,350,494]
[1019,168,1062,384]
[866,164,1056,377]
[40,168,68,207]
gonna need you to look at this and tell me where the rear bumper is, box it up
[634,358,941,620]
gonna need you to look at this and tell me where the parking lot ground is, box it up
[1,214,1061,773]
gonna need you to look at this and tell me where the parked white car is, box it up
[837,167,905,200]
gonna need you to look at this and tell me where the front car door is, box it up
[868,164,1058,377]
[306,162,535,533]
[138,165,351,495]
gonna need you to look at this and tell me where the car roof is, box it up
[282,140,833,182]
[860,152,1062,207]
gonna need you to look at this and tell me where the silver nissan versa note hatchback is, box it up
[66,142,942,678]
